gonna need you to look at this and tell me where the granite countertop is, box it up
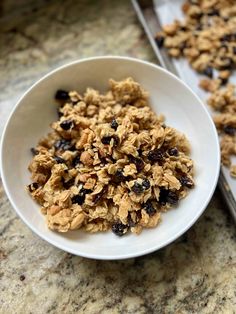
[0,1,236,313]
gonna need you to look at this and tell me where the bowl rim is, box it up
[0,56,220,260]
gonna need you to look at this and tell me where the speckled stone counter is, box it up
[0,1,235,313]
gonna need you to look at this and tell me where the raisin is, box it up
[54,139,75,151]
[112,222,128,236]
[30,147,38,155]
[128,155,144,172]
[113,169,127,184]
[127,214,136,227]
[142,179,150,190]
[101,136,112,145]
[233,47,236,55]
[111,119,118,130]
[60,120,74,130]
[54,156,66,164]
[168,147,179,156]
[62,178,74,189]
[101,135,119,146]
[221,34,232,42]
[207,9,219,16]
[20,275,25,281]
[159,188,178,205]
[155,35,164,48]
[55,89,69,100]
[28,182,38,192]
[179,176,194,188]
[220,77,228,86]
[223,125,235,135]
[131,182,144,194]
[148,149,164,163]
[72,155,81,167]
[203,66,213,78]
[143,200,156,216]
[71,194,85,205]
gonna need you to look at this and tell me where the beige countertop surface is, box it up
[0,1,235,313]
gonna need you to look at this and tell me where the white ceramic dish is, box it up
[0,56,220,260]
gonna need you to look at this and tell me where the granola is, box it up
[156,0,236,175]
[27,78,194,236]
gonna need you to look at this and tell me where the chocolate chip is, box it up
[112,222,128,236]
[168,147,179,156]
[131,182,144,194]
[143,200,156,216]
[128,155,144,172]
[147,149,164,163]
[155,35,164,48]
[111,119,118,130]
[203,66,213,78]
[142,179,150,190]
[30,148,38,156]
[60,120,74,130]
[55,89,69,100]
[158,188,178,205]
[179,176,194,188]
[54,139,75,151]
[54,156,66,164]
[223,125,235,135]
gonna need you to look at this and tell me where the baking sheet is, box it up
[153,0,236,201]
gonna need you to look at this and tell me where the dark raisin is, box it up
[55,89,69,100]
[80,187,92,195]
[113,169,127,184]
[131,182,144,194]
[72,155,81,167]
[207,9,219,16]
[112,135,120,146]
[148,149,164,163]
[54,139,75,151]
[143,200,156,216]
[159,188,178,205]
[54,156,66,164]
[60,120,74,130]
[30,147,38,155]
[155,35,164,48]
[179,176,194,188]
[220,77,228,86]
[129,155,144,172]
[112,222,128,236]
[221,34,232,42]
[28,182,38,192]
[203,66,213,78]
[127,214,136,227]
[142,179,150,190]
[20,275,25,281]
[71,194,85,205]
[220,58,234,70]
[57,108,63,118]
[233,47,236,55]
[168,147,179,156]
[137,148,143,156]
[62,178,74,189]
[111,119,118,130]
[223,125,235,135]
[93,186,108,204]
[101,136,112,145]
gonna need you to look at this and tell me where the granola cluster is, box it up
[27,78,194,235]
[156,0,236,175]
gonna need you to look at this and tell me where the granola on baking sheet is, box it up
[155,0,236,176]
[27,78,194,236]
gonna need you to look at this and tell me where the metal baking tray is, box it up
[132,0,236,222]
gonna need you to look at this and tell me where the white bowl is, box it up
[0,56,220,260]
